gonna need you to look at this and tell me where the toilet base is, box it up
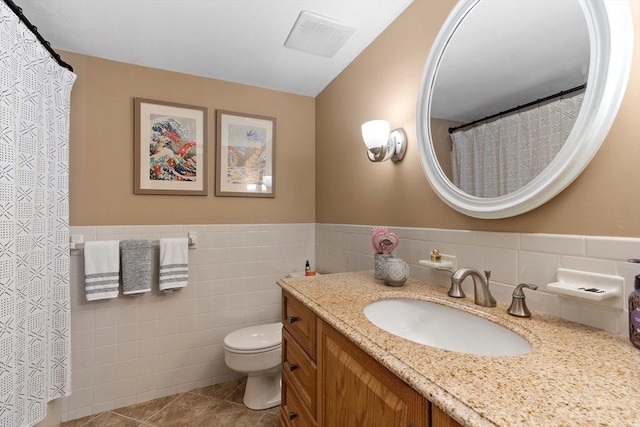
[243,370,282,410]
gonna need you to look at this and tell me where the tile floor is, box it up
[61,379,280,427]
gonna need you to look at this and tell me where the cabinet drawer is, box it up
[283,328,317,417]
[282,376,316,427]
[282,292,317,359]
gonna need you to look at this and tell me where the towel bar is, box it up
[69,232,197,251]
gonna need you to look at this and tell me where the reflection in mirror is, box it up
[429,0,589,197]
[417,0,633,218]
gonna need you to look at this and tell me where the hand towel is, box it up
[159,237,189,291]
[121,239,153,295]
[84,240,120,301]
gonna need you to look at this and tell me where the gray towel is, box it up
[121,240,152,295]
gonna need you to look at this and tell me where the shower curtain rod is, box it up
[3,0,73,72]
[448,83,586,134]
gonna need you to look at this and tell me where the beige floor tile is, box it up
[265,405,280,416]
[111,394,180,422]
[226,380,246,404]
[60,414,100,427]
[80,412,141,427]
[193,400,264,427]
[192,378,245,401]
[64,378,282,427]
[258,412,280,427]
[146,392,222,426]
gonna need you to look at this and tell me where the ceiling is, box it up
[16,0,413,97]
[431,0,589,122]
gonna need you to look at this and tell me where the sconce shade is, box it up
[361,120,390,149]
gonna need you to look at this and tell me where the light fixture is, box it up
[361,120,407,162]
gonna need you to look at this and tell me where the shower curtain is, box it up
[0,3,76,426]
[451,93,584,198]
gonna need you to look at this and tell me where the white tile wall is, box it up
[316,223,640,338]
[55,221,638,423]
[61,223,314,422]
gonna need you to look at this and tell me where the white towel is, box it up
[159,237,189,291]
[84,240,120,301]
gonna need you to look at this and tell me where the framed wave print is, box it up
[134,98,208,195]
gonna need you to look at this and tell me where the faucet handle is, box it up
[507,283,538,317]
[484,270,491,282]
[513,283,537,297]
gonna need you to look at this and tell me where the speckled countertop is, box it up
[277,271,640,427]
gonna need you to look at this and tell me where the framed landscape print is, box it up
[216,110,276,197]
[134,98,208,195]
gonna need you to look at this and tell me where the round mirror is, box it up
[416,0,633,219]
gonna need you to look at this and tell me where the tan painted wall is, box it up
[62,52,315,226]
[316,0,640,237]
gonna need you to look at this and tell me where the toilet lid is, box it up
[224,322,282,352]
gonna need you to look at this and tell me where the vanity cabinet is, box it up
[319,320,427,426]
[432,406,462,427]
[282,292,318,426]
[281,291,461,427]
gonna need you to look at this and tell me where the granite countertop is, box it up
[277,271,640,427]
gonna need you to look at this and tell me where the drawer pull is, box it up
[286,362,298,372]
[288,412,298,420]
[287,316,298,324]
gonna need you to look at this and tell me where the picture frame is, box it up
[216,110,276,197]
[134,98,208,195]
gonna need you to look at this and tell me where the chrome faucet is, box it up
[449,267,496,307]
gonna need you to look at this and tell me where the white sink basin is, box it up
[363,299,530,356]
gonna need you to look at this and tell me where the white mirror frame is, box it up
[416,0,634,219]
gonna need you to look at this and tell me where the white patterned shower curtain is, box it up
[451,93,584,198]
[0,3,76,427]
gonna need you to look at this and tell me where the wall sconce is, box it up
[361,120,407,162]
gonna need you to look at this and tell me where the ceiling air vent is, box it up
[284,11,356,58]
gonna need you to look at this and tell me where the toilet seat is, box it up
[224,322,282,353]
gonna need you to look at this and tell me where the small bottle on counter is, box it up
[304,260,316,276]
[630,274,640,349]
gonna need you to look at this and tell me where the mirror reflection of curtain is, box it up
[451,93,584,197]
[0,3,76,425]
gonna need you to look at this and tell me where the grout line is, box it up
[140,392,186,423]
[106,410,149,424]
[71,413,101,427]
[226,379,246,401]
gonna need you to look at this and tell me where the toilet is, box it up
[223,322,282,410]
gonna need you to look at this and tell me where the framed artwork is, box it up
[134,98,208,195]
[216,110,276,197]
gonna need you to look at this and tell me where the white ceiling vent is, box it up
[284,11,356,58]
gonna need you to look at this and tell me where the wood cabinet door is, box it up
[283,292,317,360]
[283,328,317,417]
[318,321,428,427]
[432,405,463,427]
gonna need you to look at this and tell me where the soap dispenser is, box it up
[629,274,640,349]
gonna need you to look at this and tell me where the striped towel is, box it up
[84,240,120,301]
[159,237,189,291]
[121,240,153,295]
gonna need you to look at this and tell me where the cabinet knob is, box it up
[288,412,298,420]
[287,316,298,324]
[286,362,298,372]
